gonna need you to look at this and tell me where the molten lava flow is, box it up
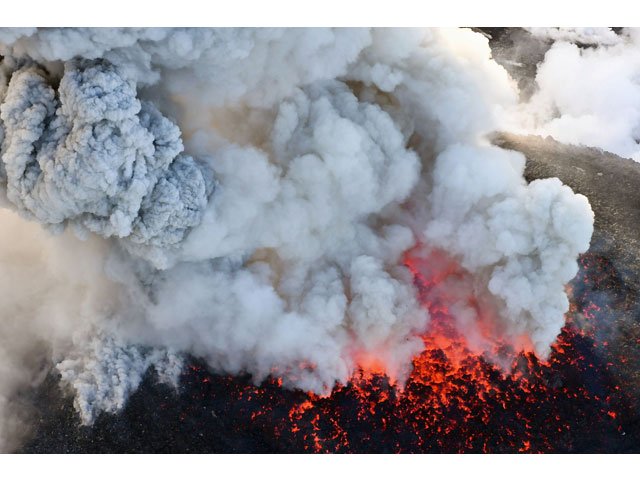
[173,249,637,453]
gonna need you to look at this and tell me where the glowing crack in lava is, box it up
[134,247,635,454]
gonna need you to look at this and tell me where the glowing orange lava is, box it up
[179,250,635,453]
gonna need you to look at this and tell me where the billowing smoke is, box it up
[0,59,211,266]
[0,28,594,451]
[424,144,592,355]
[516,28,640,161]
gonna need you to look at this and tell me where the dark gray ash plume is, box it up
[0,59,211,266]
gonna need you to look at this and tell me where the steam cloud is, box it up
[516,27,640,161]
[0,28,594,451]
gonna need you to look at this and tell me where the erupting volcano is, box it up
[21,242,640,453]
[1,27,639,453]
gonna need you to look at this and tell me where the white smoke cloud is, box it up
[0,28,372,106]
[526,27,622,46]
[516,28,640,161]
[0,27,594,451]
[138,78,429,393]
[57,335,182,424]
[424,143,593,355]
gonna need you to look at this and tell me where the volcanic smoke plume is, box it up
[0,28,598,451]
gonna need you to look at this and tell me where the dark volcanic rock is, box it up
[476,28,552,100]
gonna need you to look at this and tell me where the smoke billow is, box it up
[0,59,211,266]
[0,28,594,451]
[515,28,640,161]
